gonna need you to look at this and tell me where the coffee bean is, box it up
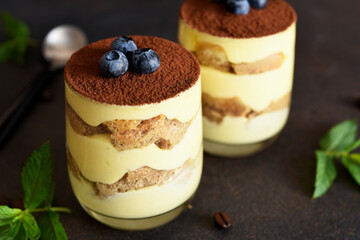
[11,198,24,209]
[0,195,11,206]
[214,211,231,229]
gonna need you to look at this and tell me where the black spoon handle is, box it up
[0,68,56,149]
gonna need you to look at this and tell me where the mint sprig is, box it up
[21,142,53,210]
[0,141,70,240]
[313,119,360,198]
[313,151,337,198]
[38,211,67,240]
[0,12,37,64]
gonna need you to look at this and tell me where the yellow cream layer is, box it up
[65,79,201,126]
[204,108,289,144]
[69,146,203,219]
[66,109,202,184]
[200,64,293,111]
[178,19,296,63]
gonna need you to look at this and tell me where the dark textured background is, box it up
[1,0,360,239]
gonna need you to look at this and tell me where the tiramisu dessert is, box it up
[179,0,297,156]
[64,35,202,230]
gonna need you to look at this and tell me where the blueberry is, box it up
[226,0,250,15]
[131,48,160,74]
[110,36,137,58]
[99,50,128,78]
[249,0,267,9]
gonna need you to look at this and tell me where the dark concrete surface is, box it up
[0,0,360,239]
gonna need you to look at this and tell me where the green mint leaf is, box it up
[349,153,360,165]
[0,206,22,227]
[42,183,55,208]
[0,12,35,65]
[0,37,28,64]
[0,225,20,240]
[1,12,29,39]
[345,138,360,152]
[0,219,22,240]
[38,211,68,240]
[13,224,27,240]
[319,119,357,152]
[342,156,360,185]
[13,37,28,65]
[22,211,40,240]
[313,150,337,199]
[0,40,18,63]
[21,141,53,209]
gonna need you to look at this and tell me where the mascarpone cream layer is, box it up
[65,78,201,126]
[178,19,296,63]
[200,63,293,111]
[66,109,202,184]
[69,146,203,219]
[204,108,289,144]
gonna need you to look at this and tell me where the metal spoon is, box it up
[0,25,87,148]
[43,25,87,69]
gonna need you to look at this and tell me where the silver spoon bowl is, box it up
[43,25,87,69]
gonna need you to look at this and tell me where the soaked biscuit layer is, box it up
[194,42,284,75]
[66,102,190,151]
[67,149,192,197]
[202,92,291,123]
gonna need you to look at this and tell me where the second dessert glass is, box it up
[64,36,202,230]
[178,0,297,157]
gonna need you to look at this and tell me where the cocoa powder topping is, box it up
[64,36,200,105]
[180,0,297,38]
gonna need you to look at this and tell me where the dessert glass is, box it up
[178,0,297,157]
[64,36,202,230]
